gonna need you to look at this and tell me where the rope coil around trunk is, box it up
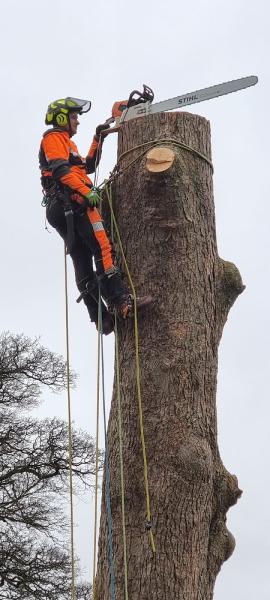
[103,137,213,184]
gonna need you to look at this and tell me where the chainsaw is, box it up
[103,75,258,134]
[104,84,154,127]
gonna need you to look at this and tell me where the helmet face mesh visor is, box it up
[65,97,91,113]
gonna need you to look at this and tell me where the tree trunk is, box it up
[95,112,244,600]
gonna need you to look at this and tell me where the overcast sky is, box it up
[0,0,269,598]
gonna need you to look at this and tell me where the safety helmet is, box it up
[45,97,91,126]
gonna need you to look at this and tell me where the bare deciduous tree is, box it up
[0,332,98,599]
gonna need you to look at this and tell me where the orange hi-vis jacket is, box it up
[39,128,114,273]
[39,128,101,201]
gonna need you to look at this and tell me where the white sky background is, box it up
[0,0,269,597]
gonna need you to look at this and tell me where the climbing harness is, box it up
[63,188,75,254]
[42,181,76,254]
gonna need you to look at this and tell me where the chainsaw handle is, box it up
[108,84,154,127]
[127,84,154,107]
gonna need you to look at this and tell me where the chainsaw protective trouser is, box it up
[46,197,129,320]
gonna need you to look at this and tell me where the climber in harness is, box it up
[39,97,150,335]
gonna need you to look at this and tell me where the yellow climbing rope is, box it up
[92,319,101,600]
[114,313,129,598]
[63,245,76,600]
[105,184,156,554]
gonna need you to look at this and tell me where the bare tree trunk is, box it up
[95,112,244,600]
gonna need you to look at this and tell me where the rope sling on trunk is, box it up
[97,137,213,190]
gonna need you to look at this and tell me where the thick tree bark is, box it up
[95,112,244,600]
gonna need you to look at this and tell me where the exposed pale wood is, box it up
[145,146,175,172]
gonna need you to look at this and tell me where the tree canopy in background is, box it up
[0,332,97,599]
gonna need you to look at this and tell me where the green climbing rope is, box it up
[63,245,76,600]
[104,184,156,554]
[114,314,129,599]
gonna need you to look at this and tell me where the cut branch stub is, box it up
[145,146,175,173]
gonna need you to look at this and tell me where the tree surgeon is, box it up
[39,97,149,334]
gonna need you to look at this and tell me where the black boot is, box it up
[100,268,129,313]
[96,311,114,335]
[76,276,114,335]
[114,294,153,319]
[101,268,153,321]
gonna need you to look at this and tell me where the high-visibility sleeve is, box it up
[86,136,102,173]
[42,131,92,197]
[60,172,92,197]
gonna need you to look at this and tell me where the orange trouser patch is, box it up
[86,207,113,272]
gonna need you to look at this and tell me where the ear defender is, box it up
[55,112,68,126]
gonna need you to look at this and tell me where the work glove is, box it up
[95,122,110,139]
[85,188,101,209]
